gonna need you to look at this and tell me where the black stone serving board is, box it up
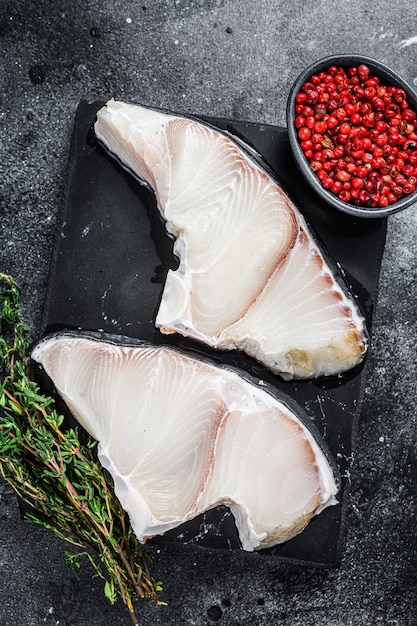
[39,100,387,566]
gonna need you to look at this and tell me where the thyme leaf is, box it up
[0,273,165,624]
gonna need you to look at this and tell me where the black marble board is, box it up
[39,100,387,566]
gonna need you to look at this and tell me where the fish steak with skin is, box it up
[32,332,340,551]
[94,100,368,380]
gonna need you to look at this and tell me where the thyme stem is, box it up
[0,273,165,621]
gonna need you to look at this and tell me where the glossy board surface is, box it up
[40,100,387,565]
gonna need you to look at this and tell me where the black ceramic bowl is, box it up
[287,54,417,218]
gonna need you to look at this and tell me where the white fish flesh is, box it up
[94,100,367,380]
[32,332,339,551]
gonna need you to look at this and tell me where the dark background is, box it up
[1,1,416,625]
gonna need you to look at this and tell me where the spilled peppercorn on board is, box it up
[38,100,387,565]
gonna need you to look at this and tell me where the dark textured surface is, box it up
[1,2,416,625]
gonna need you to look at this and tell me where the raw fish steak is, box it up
[32,332,339,551]
[94,100,367,380]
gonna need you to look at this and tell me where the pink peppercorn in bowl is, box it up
[286,54,417,218]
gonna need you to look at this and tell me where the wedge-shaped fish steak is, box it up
[95,99,367,380]
[32,332,339,551]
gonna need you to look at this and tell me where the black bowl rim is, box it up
[286,54,417,218]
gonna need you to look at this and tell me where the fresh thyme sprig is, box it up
[0,273,164,625]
